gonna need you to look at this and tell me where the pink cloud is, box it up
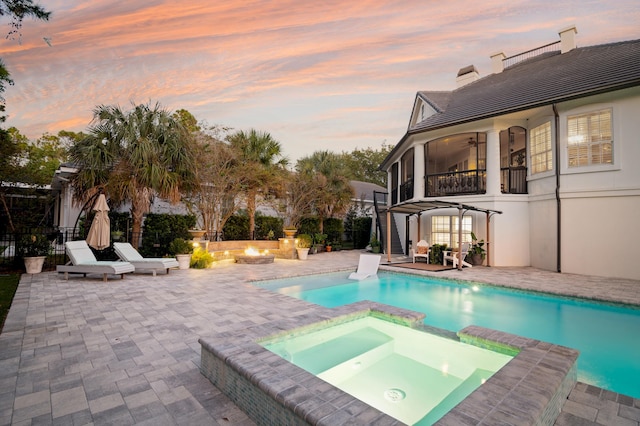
[0,0,638,161]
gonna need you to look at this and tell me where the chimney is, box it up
[456,65,479,88]
[490,51,506,74]
[559,25,577,53]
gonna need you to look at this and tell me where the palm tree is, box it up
[297,151,354,234]
[227,129,288,239]
[69,102,195,246]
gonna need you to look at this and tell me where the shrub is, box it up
[190,247,213,269]
[297,234,312,248]
[429,243,448,265]
[169,238,193,255]
[255,215,283,240]
[348,217,372,249]
[323,218,343,245]
[223,214,249,240]
[16,234,52,257]
[140,213,195,257]
[298,217,320,236]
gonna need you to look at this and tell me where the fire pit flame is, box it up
[236,247,275,264]
[244,247,261,256]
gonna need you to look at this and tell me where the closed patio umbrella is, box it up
[86,194,111,250]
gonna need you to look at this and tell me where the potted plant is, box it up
[111,230,123,241]
[283,227,297,238]
[429,243,448,265]
[313,233,327,253]
[370,235,381,254]
[467,232,485,265]
[18,234,52,274]
[296,234,312,260]
[169,238,194,269]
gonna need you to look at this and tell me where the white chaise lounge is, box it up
[57,240,135,282]
[348,254,381,280]
[114,242,179,276]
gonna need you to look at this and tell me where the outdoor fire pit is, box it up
[235,247,275,264]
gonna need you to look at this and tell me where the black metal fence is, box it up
[0,228,145,273]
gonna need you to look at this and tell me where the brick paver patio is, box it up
[1,251,638,425]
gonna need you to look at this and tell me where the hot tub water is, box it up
[263,316,512,425]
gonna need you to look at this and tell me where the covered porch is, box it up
[380,199,502,270]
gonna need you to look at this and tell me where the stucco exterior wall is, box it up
[561,195,640,280]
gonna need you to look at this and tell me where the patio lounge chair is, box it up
[348,254,381,280]
[412,240,430,263]
[57,240,135,282]
[443,241,472,268]
[113,242,179,276]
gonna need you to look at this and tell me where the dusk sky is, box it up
[1,1,639,161]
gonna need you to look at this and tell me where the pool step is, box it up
[285,327,392,374]
[416,368,495,425]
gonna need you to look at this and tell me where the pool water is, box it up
[262,316,513,425]
[257,271,640,399]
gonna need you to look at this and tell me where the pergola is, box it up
[378,200,502,270]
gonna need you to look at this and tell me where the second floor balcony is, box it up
[426,170,486,197]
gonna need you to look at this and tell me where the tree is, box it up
[340,143,394,187]
[1,0,51,40]
[227,129,288,239]
[297,151,354,234]
[0,1,51,120]
[279,169,316,230]
[68,102,196,247]
[186,131,245,240]
[0,128,68,232]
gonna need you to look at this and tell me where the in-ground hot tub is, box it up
[199,301,578,425]
[263,315,513,425]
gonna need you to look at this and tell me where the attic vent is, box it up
[456,65,479,88]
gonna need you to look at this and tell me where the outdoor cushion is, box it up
[57,240,135,282]
[113,242,179,276]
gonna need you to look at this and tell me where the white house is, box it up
[379,26,640,280]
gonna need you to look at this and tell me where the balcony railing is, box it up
[500,167,527,194]
[399,179,414,202]
[426,170,486,197]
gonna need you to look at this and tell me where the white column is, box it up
[485,129,501,195]
[414,143,425,200]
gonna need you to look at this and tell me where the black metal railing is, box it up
[399,178,414,202]
[500,167,528,194]
[503,41,560,68]
[0,228,146,272]
[425,170,486,197]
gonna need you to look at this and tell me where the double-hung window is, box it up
[568,109,612,167]
[530,122,552,174]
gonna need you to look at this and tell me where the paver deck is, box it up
[1,251,638,425]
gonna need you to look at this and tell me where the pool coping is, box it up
[199,300,578,425]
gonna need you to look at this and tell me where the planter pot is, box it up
[325,246,332,252]
[188,230,206,241]
[296,248,310,260]
[283,229,297,238]
[371,246,381,254]
[176,254,192,269]
[468,254,484,266]
[24,256,46,274]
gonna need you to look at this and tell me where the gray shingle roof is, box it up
[411,38,640,133]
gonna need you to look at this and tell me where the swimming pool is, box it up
[256,271,640,399]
